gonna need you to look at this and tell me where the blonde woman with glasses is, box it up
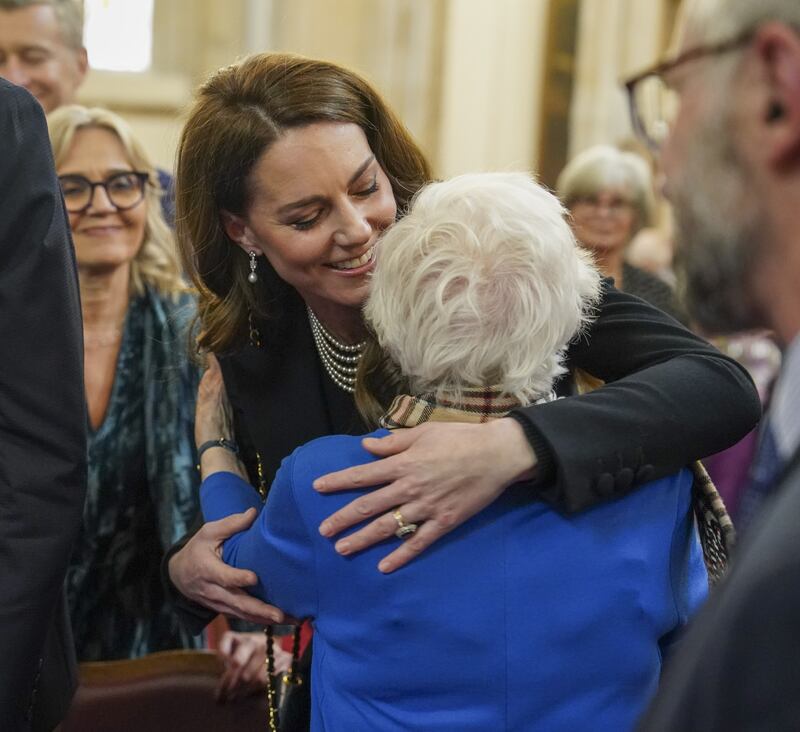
[47,105,201,661]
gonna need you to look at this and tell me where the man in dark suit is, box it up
[0,79,87,731]
[625,1,800,729]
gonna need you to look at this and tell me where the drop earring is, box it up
[248,250,258,283]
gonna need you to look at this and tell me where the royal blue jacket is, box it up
[201,429,707,732]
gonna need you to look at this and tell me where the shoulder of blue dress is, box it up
[651,466,693,488]
[647,466,696,511]
[290,428,389,459]
[278,429,390,480]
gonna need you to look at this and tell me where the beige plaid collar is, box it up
[380,388,554,428]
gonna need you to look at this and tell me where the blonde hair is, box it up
[47,105,185,297]
[364,172,602,404]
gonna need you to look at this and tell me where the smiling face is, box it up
[0,4,87,113]
[225,122,397,336]
[568,188,637,256]
[58,126,147,274]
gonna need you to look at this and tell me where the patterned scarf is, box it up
[380,387,551,428]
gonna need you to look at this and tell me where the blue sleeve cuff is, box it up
[200,471,262,522]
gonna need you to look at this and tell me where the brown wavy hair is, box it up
[175,52,433,354]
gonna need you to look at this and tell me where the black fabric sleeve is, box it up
[0,82,88,728]
[511,279,761,513]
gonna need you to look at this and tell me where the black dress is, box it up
[622,262,687,324]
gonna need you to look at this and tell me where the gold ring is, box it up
[392,509,418,539]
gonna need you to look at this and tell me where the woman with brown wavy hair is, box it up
[165,51,758,726]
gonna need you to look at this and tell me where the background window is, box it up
[83,0,154,72]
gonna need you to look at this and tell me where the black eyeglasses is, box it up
[624,29,755,150]
[57,171,149,213]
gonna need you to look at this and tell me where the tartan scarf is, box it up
[380,388,554,428]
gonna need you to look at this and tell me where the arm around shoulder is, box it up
[512,281,760,513]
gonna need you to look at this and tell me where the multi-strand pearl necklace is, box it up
[307,307,366,394]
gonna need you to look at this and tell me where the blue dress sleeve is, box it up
[199,459,317,619]
[658,476,709,658]
[200,471,263,520]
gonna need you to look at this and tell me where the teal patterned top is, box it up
[66,287,203,661]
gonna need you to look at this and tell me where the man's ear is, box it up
[220,211,254,253]
[76,46,88,81]
[753,22,800,168]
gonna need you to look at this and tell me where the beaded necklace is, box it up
[307,306,366,393]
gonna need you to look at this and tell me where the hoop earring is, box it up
[248,250,258,283]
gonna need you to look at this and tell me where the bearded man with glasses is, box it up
[627,2,800,729]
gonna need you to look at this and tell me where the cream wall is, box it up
[76,70,190,171]
[570,0,668,156]
[436,0,549,176]
[75,0,674,177]
[267,0,446,165]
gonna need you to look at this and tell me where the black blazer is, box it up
[221,284,760,509]
[510,284,760,511]
[638,445,800,731]
[168,282,760,635]
[0,82,87,731]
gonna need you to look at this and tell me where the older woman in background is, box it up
[197,172,708,731]
[47,105,201,661]
[557,144,685,321]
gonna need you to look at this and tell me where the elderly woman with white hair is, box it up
[196,172,707,732]
[557,144,685,321]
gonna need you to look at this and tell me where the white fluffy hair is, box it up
[365,171,602,404]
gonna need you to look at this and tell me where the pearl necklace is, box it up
[307,307,366,394]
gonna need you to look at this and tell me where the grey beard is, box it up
[670,106,764,335]
[673,206,762,335]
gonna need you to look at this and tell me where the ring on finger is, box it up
[392,508,418,539]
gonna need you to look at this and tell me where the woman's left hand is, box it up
[314,418,537,573]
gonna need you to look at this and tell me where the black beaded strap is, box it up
[197,438,239,461]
